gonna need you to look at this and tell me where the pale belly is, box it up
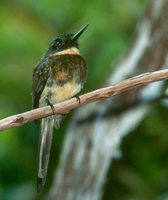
[39,79,82,107]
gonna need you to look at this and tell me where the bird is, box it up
[32,24,88,192]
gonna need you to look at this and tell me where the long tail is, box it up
[37,114,65,192]
[37,116,54,193]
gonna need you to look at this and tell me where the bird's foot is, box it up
[45,98,55,114]
[75,95,81,104]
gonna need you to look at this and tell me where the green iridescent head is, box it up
[49,24,89,53]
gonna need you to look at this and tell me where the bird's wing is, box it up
[32,61,49,109]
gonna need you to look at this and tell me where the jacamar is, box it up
[32,24,88,192]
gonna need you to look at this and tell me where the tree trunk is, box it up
[47,0,168,199]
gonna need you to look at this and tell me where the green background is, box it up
[1,0,168,200]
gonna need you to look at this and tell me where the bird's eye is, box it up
[55,39,62,47]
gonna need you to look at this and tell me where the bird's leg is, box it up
[75,95,81,104]
[45,98,55,114]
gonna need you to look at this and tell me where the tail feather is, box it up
[37,116,54,193]
[54,114,65,129]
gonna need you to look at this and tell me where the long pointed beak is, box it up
[72,24,89,40]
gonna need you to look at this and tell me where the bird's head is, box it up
[48,24,89,55]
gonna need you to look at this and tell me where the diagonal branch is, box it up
[0,69,168,132]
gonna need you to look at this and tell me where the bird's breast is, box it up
[49,54,87,84]
[39,54,87,107]
[39,79,82,106]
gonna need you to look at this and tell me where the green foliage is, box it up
[3,1,168,200]
[103,104,168,200]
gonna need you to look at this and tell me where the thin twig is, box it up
[0,69,168,131]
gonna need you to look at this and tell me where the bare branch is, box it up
[0,69,168,132]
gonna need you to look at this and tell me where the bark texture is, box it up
[48,0,168,199]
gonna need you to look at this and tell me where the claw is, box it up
[45,98,55,114]
[75,96,81,104]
